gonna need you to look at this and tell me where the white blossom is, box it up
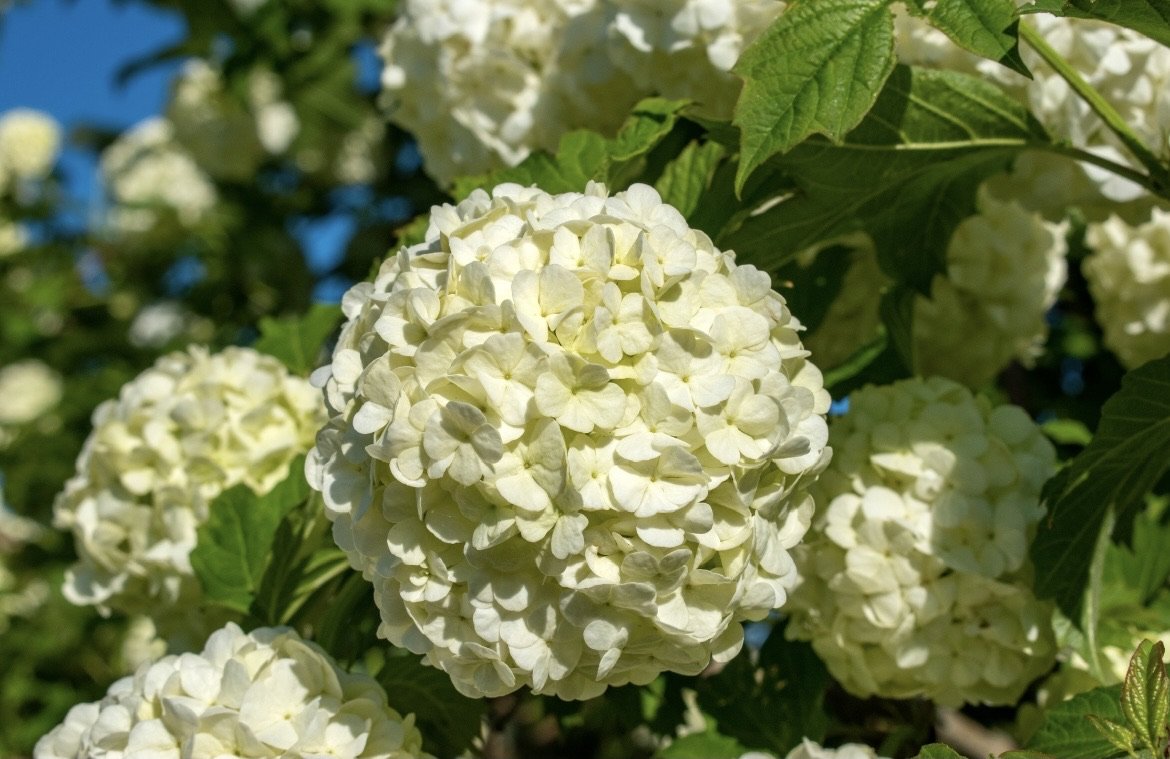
[913,187,1068,388]
[0,108,61,190]
[787,377,1057,706]
[784,739,891,759]
[35,622,433,759]
[378,0,784,184]
[0,359,63,428]
[168,60,268,182]
[0,218,28,257]
[308,182,830,699]
[53,347,325,625]
[100,118,218,248]
[1083,209,1170,369]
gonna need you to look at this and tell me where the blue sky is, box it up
[0,0,370,298]
[0,0,185,203]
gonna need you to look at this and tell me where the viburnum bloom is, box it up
[378,0,784,184]
[787,377,1057,706]
[53,346,325,626]
[913,188,1068,388]
[737,739,890,759]
[100,117,218,248]
[34,622,433,759]
[307,182,830,699]
[0,359,64,429]
[1083,209,1170,368]
[0,108,61,191]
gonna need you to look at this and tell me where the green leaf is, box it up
[1027,684,1128,759]
[1085,716,1139,756]
[378,655,486,759]
[998,752,1059,759]
[695,624,829,755]
[654,140,727,220]
[880,285,917,372]
[915,745,966,759]
[1121,639,1170,754]
[733,0,897,191]
[253,304,342,376]
[1106,504,1170,607]
[1042,418,1094,447]
[722,66,1044,288]
[904,0,1029,75]
[657,732,746,759]
[453,97,689,199]
[1051,0,1170,48]
[1032,355,1170,622]
[190,458,310,614]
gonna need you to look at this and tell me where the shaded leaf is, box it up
[722,66,1044,288]
[378,654,486,759]
[1032,355,1170,622]
[915,745,965,759]
[657,732,746,759]
[655,140,727,219]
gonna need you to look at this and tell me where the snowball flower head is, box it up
[914,187,1068,388]
[784,739,891,759]
[0,108,61,185]
[100,118,218,247]
[308,181,830,699]
[167,59,267,182]
[54,346,325,622]
[378,0,782,184]
[0,359,63,427]
[787,377,1057,705]
[35,622,433,759]
[1084,209,1170,369]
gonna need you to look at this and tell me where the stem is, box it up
[1040,143,1166,198]
[1020,23,1170,193]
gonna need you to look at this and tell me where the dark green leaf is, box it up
[998,752,1058,759]
[1032,355,1170,622]
[1054,0,1170,48]
[190,458,310,614]
[879,285,917,373]
[1027,684,1128,759]
[654,140,727,219]
[378,655,486,759]
[914,744,966,759]
[1106,506,1170,607]
[657,732,746,759]
[607,98,690,162]
[695,624,829,754]
[722,66,1044,287]
[904,0,1029,75]
[253,304,342,376]
[733,0,897,191]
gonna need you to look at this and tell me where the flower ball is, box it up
[54,346,325,622]
[307,182,831,699]
[786,376,1057,705]
[35,623,432,759]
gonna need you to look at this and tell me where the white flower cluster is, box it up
[0,359,64,450]
[100,118,218,248]
[167,60,299,182]
[53,346,325,621]
[787,377,1057,706]
[1083,209,1170,369]
[738,738,889,759]
[913,188,1068,389]
[1022,15,1170,200]
[308,182,830,699]
[0,108,61,194]
[35,622,433,759]
[379,0,784,184]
